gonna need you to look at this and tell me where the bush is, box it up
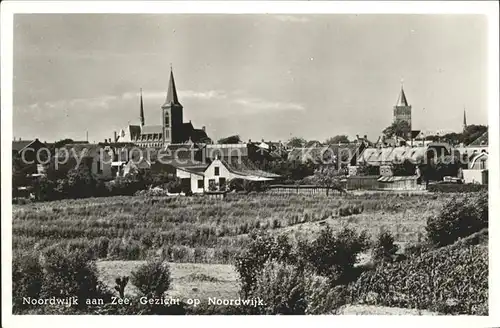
[235,233,294,298]
[130,260,171,298]
[305,275,348,314]
[249,261,307,315]
[427,183,487,193]
[297,226,370,284]
[372,231,399,263]
[39,247,109,309]
[12,252,44,312]
[426,191,488,247]
[348,242,488,315]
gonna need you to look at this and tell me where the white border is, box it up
[1,1,499,328]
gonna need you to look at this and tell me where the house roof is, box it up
[469,152,488,168]
[378,176,417,183]
[223,157,281,179]
[141,125,163,135]
[128,125,142,140]
[216,158,280,180]
[12,140,36,152]
[203,144,249,159]
[468,131,488,147]
[359,147,427,166]
[287,144,361,163]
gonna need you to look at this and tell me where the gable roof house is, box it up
[175,157,280,194]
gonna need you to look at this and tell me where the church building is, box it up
[115,67,211,148]
[393,85,412,131]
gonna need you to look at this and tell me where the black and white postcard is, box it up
[1,1,499,327]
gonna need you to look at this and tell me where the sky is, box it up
[13,14,488,143]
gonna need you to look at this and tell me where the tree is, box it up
[305,140,321,147]
[392,159,416,176]
[356,162,379,176]
[311,166,345,195]
[286,137,307,148]
[218,135,241,144]
[441,132,463,146]
[383,120,411,138]
[325,135,350,145]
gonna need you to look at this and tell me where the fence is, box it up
[346,176,380,190]
[265,185,344,196]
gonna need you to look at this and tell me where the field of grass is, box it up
[13,193,452,264]
[97,261,239,301]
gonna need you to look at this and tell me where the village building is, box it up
[175,157,280,194]
[114,67,211,148]
[462,152,488,184]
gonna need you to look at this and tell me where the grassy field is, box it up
[13,192,452,263]
[97,261,239,301]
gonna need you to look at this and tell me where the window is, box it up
[219,177,226,189]
[96,160,102,174]
[214,167,220,176]
[208,179,216,191]
[164,113,170,127]
[197,179,204,189]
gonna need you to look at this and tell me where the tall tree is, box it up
[217,135,241,144]
[383,121,411,138]
[311,166,345,195]
[325,135,350,145]
[286,137,307,148]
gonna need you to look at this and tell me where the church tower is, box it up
[393,83,412,139]
[161,66,184,145]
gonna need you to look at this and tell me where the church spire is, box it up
[163,64,180,107]
[140,88,145,126]
[463,108,467,131]
[396,83,409,107]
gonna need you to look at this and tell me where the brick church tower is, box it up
[393,84,412,139]
[161,66,184,144]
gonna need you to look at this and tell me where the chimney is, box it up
[364,135,367,140]
[202,126,206,132]
[114,131,118,142]
[356,134,359,139]
[262,138,265,142]
[248,139,252,143]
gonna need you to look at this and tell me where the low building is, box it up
[462,152,488,184]
[174,157,280,194]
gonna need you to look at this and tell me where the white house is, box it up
[175,158,279,193]
[463,152,488,184]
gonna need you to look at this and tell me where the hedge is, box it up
[347,240,488,315]
[427,183,487,193]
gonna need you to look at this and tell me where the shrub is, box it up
[372,231,399,263]
[39,247,109,308]
[12,252,44,312]
[235,233,294,298]
[348,242,488,315]
[426,191,488,247]
[297,226,370,284]
[427,183,487,193]
[130,260,171,298]
[249,261,307,315]
[305,275,348,314]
